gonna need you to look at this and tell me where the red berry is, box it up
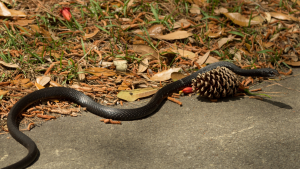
[182,87,193,94]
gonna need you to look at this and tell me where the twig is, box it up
[78,46,96,64]
[167,97,182,105]
[100,119,122,124]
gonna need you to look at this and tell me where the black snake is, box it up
[4,61,279,169]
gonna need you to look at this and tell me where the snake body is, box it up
[4,61,279,169]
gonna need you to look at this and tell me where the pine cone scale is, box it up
[192,66,239,99]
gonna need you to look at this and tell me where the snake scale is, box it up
[4,61,279,169]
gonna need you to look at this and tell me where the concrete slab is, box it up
[1,68,300,169]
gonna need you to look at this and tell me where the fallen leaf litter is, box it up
[0,0,297,134]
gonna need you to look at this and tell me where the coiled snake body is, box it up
[4,61,279,169]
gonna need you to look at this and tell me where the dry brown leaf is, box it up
[0,2,26,17]
[239,48,253,57]
[132,29,144,35]
[118,82,130,90]
[229,48,241,61]
[117,87,160,102]
[126,0,136,12]
[131,45,159,60]
[197,52,219,65]
[121,25,131,30]
[262,12,271,23]
[122,78,133,87]
[35,82,45,90]
[75,0,85,5]
[148,24,165,36]
[291,0,300,6]
[85,67,116,76]
[29,25,40,32]
[84,29,99,39]
[48,29,59,41]
[0,90,9,96]
[11,79,30,85]
[270,33,279,42]
[29,25,52,42]
[234,51,242,61]
[173,19,193,29]
[190,4,200,14]
[150,68,181,81]
[0,61,19,68]
[138,58,149,73]
[269,12,298,22]
[132,40,147,45]
[263,42,275,48]
[0,2,10,16]
[16,25,33,37]
[207,28,224,38]
[7,9,26,17]
[204,57,219,64]
[244,45,252,53]
[218,35,240,48]
[171,72,187,81]
[14,20,34,26]
[223,13,262,26]
[152,31,193,40]
[290,52,298,62]
[22,82,34,89]
[186,0,208,6]
[111,1,122,9]
[39,28,52,42]
[252,15,264,23]
[214,7,228,15]
[284,60,300,66]
[169,48,196,60]
[43,52,61,61]
[70,84,92,91]
[50,81,62,87]
[197,51,210,65]
[160,49,176,57]
[121,23,145,30]
[194,15,203,21]
[36,76,51,86]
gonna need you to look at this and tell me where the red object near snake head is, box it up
[182,87,193,94]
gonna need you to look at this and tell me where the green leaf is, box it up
[257,49,274,53]
[150,4,159,21]
[228,31,245,37]
[95,25,110,35]
[201,16,220,20]
[244,89,271,98]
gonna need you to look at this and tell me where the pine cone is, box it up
[192,66,239,99]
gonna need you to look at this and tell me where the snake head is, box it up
[261,68,280,77]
